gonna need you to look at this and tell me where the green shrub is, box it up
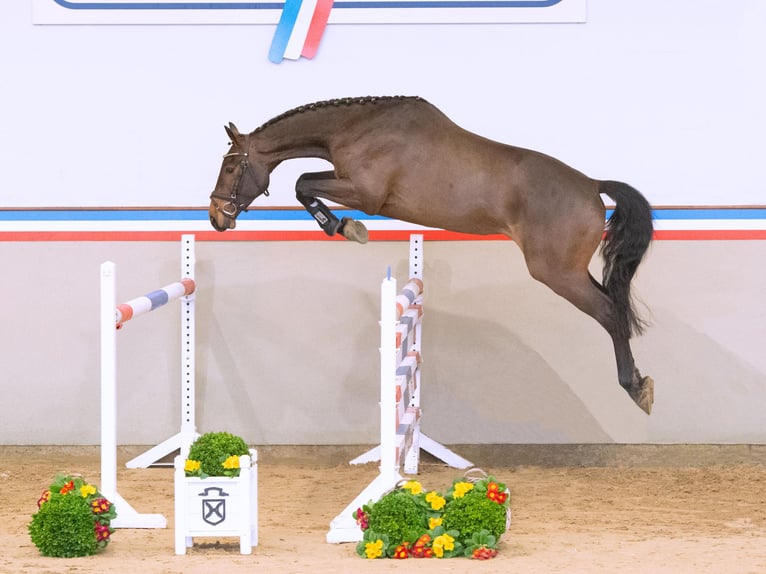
[366,490,429,546]
[186,431,249,477]
[29,494,99,557]
[441,490,507,540]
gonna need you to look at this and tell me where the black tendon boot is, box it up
[299,196,342,236]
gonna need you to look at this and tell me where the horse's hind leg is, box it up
[536,266,652,413]
[523,245,653,414]
[295,171,368,244]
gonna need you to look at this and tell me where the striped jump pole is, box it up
[115,278,195,328]
[100,234,198,529]
[327,234,472,544]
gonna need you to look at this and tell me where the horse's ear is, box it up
[225,122,242,144]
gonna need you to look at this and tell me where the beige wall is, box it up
[1,239,764,445]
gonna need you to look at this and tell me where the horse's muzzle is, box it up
[209,206,236,231]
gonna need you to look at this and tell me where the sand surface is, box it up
[2,446,765,573]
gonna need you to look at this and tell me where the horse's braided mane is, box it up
[254,95,424,133]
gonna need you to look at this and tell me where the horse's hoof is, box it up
[630,376,654,415]
[340,218,369,244]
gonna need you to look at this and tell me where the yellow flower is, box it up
[402,480,422,495]
[364,539,384,559]
[425,491,446,511]
[453,481,474,499]
[428,516,443,530]
[79,484,96,498]
[184,459,201,472]
[432,533,455,558]
[222,455,240,470]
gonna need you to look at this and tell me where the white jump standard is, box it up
[327,234,472,544]
[99,234,199,529]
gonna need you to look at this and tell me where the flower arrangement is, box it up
[28,475,116,557]
[353,473,510,560]
[184,431,250,478]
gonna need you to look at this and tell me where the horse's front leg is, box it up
[296,171,369,244]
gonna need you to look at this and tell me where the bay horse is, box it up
[209,95,654,414]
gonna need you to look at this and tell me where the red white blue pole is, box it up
[115,278,195,328]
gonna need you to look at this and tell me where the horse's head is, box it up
[209,123,270,231]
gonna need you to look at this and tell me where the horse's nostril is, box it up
[209,214,225,232]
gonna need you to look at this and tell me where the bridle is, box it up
[209,134,269,219]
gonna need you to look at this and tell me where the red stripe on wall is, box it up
[653,230,766,240]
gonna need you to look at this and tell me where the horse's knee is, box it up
[295,177,311,200]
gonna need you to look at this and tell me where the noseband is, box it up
[210,135,268,219]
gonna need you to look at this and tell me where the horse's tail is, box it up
[598,180,653,338]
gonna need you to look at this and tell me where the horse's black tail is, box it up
[598,180,653,338]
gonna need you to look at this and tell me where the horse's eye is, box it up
[225,167,234,174]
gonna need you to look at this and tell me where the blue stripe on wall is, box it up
[0,209,383,221]
[1,208,764,222]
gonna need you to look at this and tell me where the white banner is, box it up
[32,0,587,25]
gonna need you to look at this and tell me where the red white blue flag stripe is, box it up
[269,0,334,62]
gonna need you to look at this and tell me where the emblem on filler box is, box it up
[199,487,229,526]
